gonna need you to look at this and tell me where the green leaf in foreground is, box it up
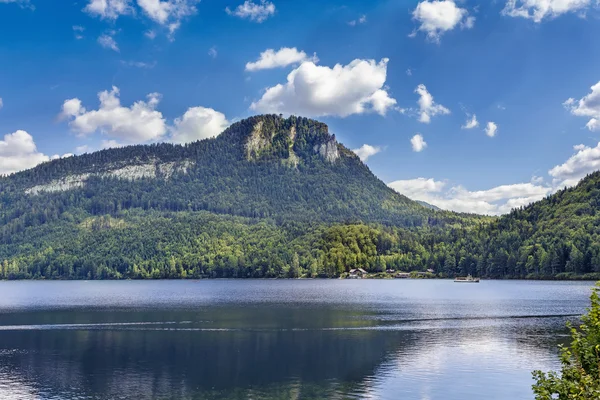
[533,283,600,399]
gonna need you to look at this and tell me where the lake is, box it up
[0,280,594,399]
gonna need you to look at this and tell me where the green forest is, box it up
[1,114,600,280]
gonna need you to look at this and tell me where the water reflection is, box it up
[0,280,592,399]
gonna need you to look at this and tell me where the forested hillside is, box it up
[2,115,453,229]
[0,115,599,280]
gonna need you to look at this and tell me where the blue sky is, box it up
[1,0,600,214]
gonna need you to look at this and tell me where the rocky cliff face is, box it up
[244,120,271,160]
[314,136,340,163]
[25,160,193,195]
[243,117,340,165]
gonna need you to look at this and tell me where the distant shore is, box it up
[1,275,599,282]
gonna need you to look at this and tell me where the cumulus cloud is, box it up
[414,84,450,123]
[84,0,133,19]
[226,0,275,23]
[60,86,167,143]
[137,0,199,37]
[170,107,230,144]
[502,0,594,23]
[485,121,498,137]
[389,178,445,201]
[411,134,427,152]
[462,114,479,129]
[549,142,600,188]
[250,58,397,117]
[564,81,600,131]
[0,130,50,175]
[208,46,218,58]
[60,87,231,146]
[101,140,125,149]
[412,0,474,42]
[83,0,198,38]
[245,47,318,71]
[389,178,552,215]
[98,33,119,52]
[352,144,382,162]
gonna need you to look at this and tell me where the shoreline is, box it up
[1,277,598,282]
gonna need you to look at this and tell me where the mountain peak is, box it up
[222,114,340,165]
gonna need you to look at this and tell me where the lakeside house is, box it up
[395,272,411,279]
[348,268,367,279]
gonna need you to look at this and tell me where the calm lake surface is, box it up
[0,280,594,399]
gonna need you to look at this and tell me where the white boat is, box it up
[454,275,480,283]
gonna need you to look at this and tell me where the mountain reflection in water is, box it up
[0,280,591,400]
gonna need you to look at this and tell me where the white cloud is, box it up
[502,0,594,23]
[0,0,32,6]
[564,81,600,131]
[412,0,474,42]
[74,141,125,154]
[75,145,92,154]
[73,25,85,39]
[98,33,119,52]
[121,60,156,68]
[411,134,427,152]
[136,0,199,37]
[389,178,552,215]
[485,121,498,137]
[414,84,450,123]
[0,97,3,109]
[549,141,600,187]
[226,0,275,22]
[391,131,600,215]
[352,144,382,162]
[0,130,50,175]
[145,29,157,39]
[389,177,446,200]
[208,46,218,58]
[250,58,397,117]
[406,68,413,76]
[60,86,167,144]
[84,0,198,38]
[60,87,231,147]
[101,140,125,149]
[462,114,479,129]
[50,153,74,160]
[84,0,133,19]
[245,47,318,71]
[348,14,367,26]
[170,107,230,144]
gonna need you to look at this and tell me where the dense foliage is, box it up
[1,114,599,280]
[532,283,600,399]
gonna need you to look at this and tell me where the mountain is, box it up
[429,171,600,279]
[1,114,598,281]
[0,115,469,280]
[3,115,440,228]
